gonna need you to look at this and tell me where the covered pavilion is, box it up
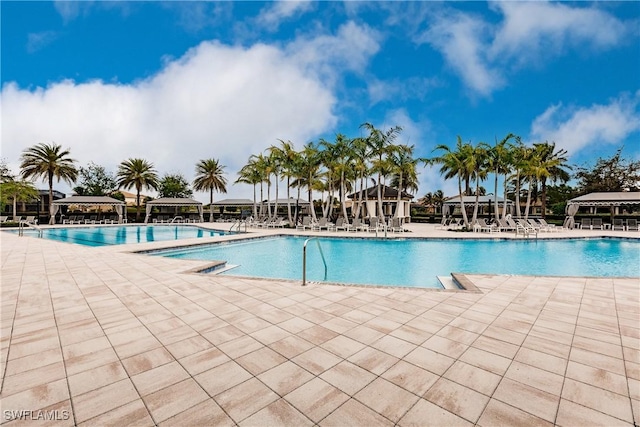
[144,197,204,223]
[347,185,413,220]
[51,196,126,224]
[565,191,640,228]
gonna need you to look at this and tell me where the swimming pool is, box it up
[10,225,230,247]
[151,236,640,288]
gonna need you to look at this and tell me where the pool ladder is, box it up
[302,237,327,286]
[18,220,43,238]
[229,220,247,233]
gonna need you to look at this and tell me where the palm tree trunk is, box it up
[274,174,279,219]
[502,173,509,219]
[472,177,480,224]
[259,182,264,217]
[209,188,214,222]
[515,172,521,218]
[308,184,317,221]
[135,183,142,222]
[524,178,532,220]
[541,178,547,219]
[48,172,55,224]
[377,173,384,219]
[252,184,257,218]
[395,173,403,219]
[266,181,271,218]
[458,178,469,227]
[494,172,499,220]
[286,176,292,225]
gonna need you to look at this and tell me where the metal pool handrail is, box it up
[302,237,327,286]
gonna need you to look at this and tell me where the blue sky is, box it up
[2,1,639,201]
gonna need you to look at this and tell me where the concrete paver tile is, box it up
[239,399,313,427]
[424,377,490,424]
[561,378,633,422]
[257,361,314,396]
[72,378,139,424]
[319,361,376,396]
[121,347,175,376]
[195,360,252,396]
[354,377,419,423]
[284,378,349,423]
[143,378,209,423]
[477,399,553,427]
[398,398,473,427]
[214,378,279,423]
[319,398,393,427]
[77,399,154,427]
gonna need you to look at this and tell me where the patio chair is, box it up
[351,218,367,232]
[612,218,625,231]
[22,216,38,225]
[312,217,334,231]
[537,218,556,232]
[84,215,98,224]
[526,219,542,231]
[334,217,352,232]
[580,218,592,230]
[435,216,451,230]
[627,219,639,231]
[296,216,314,231]
[391,217,405,233]
[62,215,75,224]
[591,218,603,230]
[368,217,386,232]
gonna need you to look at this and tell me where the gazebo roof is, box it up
[443,195,511,205]
[211,198,254,206]
[146,197,203,206]
[347,185,413,200]
[52,196,125,205]
[568,192,640,206]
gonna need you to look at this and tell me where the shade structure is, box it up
[565,191,640,228]
[144,197,204,223]
[51,196,126,224]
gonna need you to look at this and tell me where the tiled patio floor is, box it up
[1,227,639,426]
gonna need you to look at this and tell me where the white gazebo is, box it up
[51,196,126,224]
[442,195,514,217]
[565,192,640,228]
[144,197,204,223]
[347,185,413,220]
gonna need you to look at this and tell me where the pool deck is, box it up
[1,224,639,426]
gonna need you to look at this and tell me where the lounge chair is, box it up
[612,218,625,231]
[474,218,497,233]
[296,216,314,231]
[447,218,464,230]
[591,218,603,230]
[312,217,334,231]
[22,216,38,225]
[627,219,639,231]
[84,215,98,224]
[63,215,75,224]
[580,218,592,230]
[267,217,288,228]
[334,217,352,232]
[537,218,556,232]
[391,217,405,233]
[350,218,366,232]
[368,217,386,232]
[526,219,542,231]
[435,217,451,230]
[0,216,7,223]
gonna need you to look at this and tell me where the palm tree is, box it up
[235,159,262,219]
[20,142,78,224]
[0,180,39,220]
[532,142,571,218]
[429,136,470,227]
[487,133,515,220]
[466,142,490,225]
[295,142,322,221]
[351,136,370,220]
[269,140,298,225]
[361,123,403,219]
[193,158,227,222]
[116,158,159,222]
[388,144,418,218]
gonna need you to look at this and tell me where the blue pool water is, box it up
[11,225,229,246]
[152,236,640,288]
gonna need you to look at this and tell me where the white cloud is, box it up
[530,93,640,155]
[1,40,341,201]
[367,76,440,105]
[416,2,632,96]
[27,31,59,53]
[490,1,629,65]
[256,1,314,31]
[2,22,382,201]
[416,10,503,96]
